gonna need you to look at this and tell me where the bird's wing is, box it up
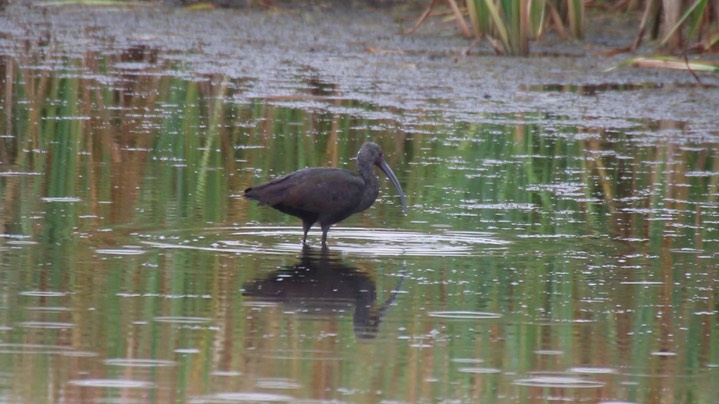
[279,168,365,215]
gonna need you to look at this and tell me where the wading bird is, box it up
[244,142,408,245]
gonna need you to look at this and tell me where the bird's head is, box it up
[358,142,408,214]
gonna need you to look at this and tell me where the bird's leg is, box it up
[302,220,313,245]
[321,224,330,246]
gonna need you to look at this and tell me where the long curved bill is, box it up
[378,160,408,214]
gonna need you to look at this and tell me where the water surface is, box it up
[1,7,718,403]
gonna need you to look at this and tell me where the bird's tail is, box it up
[243,176,293,206]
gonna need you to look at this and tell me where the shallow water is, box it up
[1,4,719,404]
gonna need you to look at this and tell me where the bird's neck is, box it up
[354,164,380,213]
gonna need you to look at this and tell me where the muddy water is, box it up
[1,4,719,404]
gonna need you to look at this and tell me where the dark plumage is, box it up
[244,142,408,245]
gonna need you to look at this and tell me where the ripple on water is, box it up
[451,358,484,364]
[620,281,664,285]
[255,377,302,389]
[18,321,74,329]
[140,226,509,257]
[95,248,146,255]
[41,197,82,203]
[0,171,42,177]
[26,306,71,312]
[685,171,719,177]
[428,311,502,320]
[5,240,38,246]
[60,351,99,358]
[598,402,637,404]
[568,367,618,374]
[175,348,201,354]
[460,202,536,211]
[189,392,295,402]
[212,371,242,377]
[513,374,604,388]
[19,291,69,297]
[458,367,502,374]
[104,358,177,368]
[154,316,211,324]
[67,379,156,389]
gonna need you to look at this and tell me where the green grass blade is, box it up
[483,0,510,51]
[660,0,704,46]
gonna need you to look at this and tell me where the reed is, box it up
[418,0,716,55]
[615,0,719,52]
[659,0,719,51]
[462,0,584,55]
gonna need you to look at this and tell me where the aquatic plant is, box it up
[622,0,719,52]
[408,0,585,55]
[408,0,717,56]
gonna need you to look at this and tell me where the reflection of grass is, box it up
[2,54,719,404]
[3,52,717,247]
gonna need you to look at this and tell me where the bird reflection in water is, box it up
[242,247,404,339]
